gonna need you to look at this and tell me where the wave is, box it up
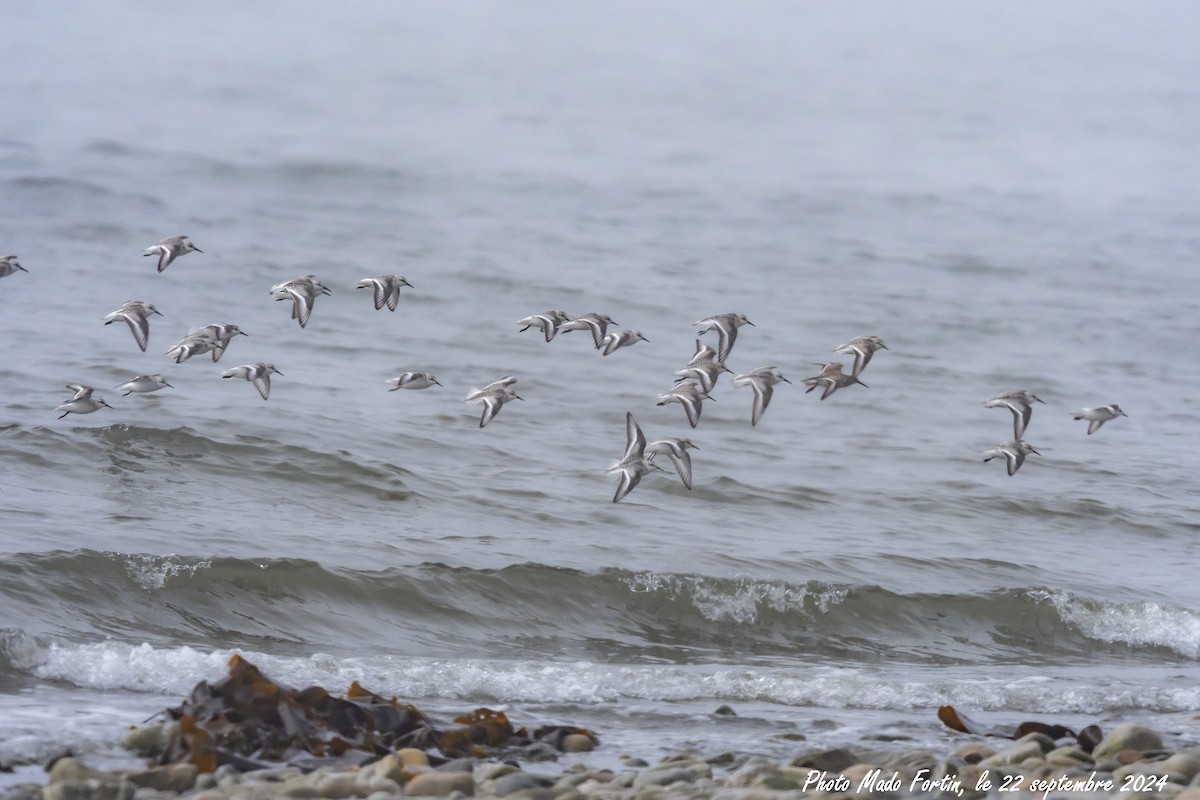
[1,551,1198,669]
[5,631,1199,716]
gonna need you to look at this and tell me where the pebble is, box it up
[16,722,1200,800]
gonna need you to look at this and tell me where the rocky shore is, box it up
[4,721,1200,800]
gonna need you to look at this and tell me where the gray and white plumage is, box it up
[983,440,1040,476]
[672,360,731,394]
[270,275,332,329]
[103,301,163,352]
[356,275,412,311]
[559,313,618,348]
[143,235,202,273]
[166,335,216,363]
[607,412,666,503]
[388,372,442,391]
[465,379,523,428]
[0,255,27,278]
[186,323,247,363]
[116,375,173,396]
[732,366,791,426]
[834,335,888,377]
[1072,404,1127,435]
[55,385,113,419]
[655,382,713,428]
[518,310,571,342]
[694,313,754,363]
[985,389,1045,440]
[222,362,282,400]
[645,436,698,491]
[801,362,867,401]
[598,328,649,356]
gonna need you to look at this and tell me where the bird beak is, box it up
[781,377,792,384]
[1028,446,1041,455]
[514,394,525,401]
[164,381,174,388]
[193,247,203,253]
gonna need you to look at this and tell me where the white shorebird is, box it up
[655,382,713,429]
[732,366,791,426]
[1072,404,1127,435]
[694,313,754,363]
[222,363,282,400]
[834,335,888,377]
[356,275,412,311]
[271,275,332,329]
[116,375,173,396]
[598,329,649,356]
[645,436,698,491]
[103,301,162,353]
[608,412,665,503]
[985,389,1045,440]
[387,372,442,391]
[186,323,247,363]
[518,310,570,342]
[143,235,202,273]
[465,379,523,428]
[983,440,1040,476]
[558,313,618,348]
[801,362,867,401]
[0,255,27,278]
[55,385,113,419]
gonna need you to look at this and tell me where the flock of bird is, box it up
[1,237,1128,502]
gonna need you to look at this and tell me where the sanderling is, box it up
[518,310,571,343]
[685,339,722,368]
[143,235,202,273]
[0,255,27,278]
[732,366,791,426]
[694,313,754,363]
[186,323,247,363]
[222,362,282,400]
[598,329,649,356]
[559,313,618,348]
[356,275,412,311]
[834,335,888,377]
[388,372,442,391]
[983,440,1040,476]
[103,301,163,353]
[655,382,713,429]
[645,436,698,491]
[116,375,173,396]
[608,412,666,503]
[465,379,523,428]
[1072,404,1127,435]
[271,275,332,328]
[802,362,866,401]
[673,360,731,394]
[55,385,113,419]
[985,389,1044,440]
[166,335,216,363]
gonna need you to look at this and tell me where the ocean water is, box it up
[3,0,1200,781]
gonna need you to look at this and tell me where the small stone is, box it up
[1092,724,1164,760]
[492,773,553,797]
[474,763,519,783]
[713,705,736,716]
[631,768,697,789]
[43,780,131,800]
[48,760,107,785]
[396,750,430,768]
[955,743,996,764]
[790,747,859,772]
[980,739,1045,767]
[836,764,879,785]
[119,725,178,760]
[359,756,407,786]
[404,771,475,797]
[1045,746,1094,767]
[561,734,594,753]
[123,765,197,794]
[622,758,648,768]
[1163,754,1200,781]
[1118,749,1147,765]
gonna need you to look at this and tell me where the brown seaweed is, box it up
[937,705,1097,751]
[150,655,599,772]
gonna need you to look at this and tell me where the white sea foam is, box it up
[22,639,1200,715]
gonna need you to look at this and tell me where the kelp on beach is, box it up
[148,655,597,772]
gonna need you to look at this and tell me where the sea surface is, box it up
[2,0,1200,782]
